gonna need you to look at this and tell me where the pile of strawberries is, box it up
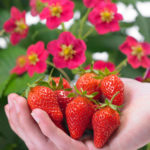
[26,69,124,148]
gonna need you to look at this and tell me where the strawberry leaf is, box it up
[51,79,56,89]
[57,75,64,90]
[74,86,81,95]
[67,92,76,98]
[64,88,72,91]
[37,81,50,88]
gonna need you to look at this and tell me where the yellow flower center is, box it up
[15,20,27,34]
[60,44,76,60]
[28,53,39,65]
[50,4,62,18]
[17,56,26,68]
[131,45,144,60]
[100,10,114,23]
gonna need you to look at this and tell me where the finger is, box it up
[8,94,26,139]
[4,104,18,134]
[121,78,141,106]
[8,94,47,149]
[10,94,47,140]
[85,140,109,150]
[31,109,77,150]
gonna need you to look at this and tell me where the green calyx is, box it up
[22,76,46,98]
[22,69,72,98]
[99,91,123,113]
[68,85,100,105]
[48,68,72,91]
[72,61,99,76]
[94,67,119,80]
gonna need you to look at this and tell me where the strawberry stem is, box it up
[115,58,127,72]
[110,91,120,104]
[47,61,71,82]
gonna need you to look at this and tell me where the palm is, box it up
[84,78,150,150]
[5,78,150,150]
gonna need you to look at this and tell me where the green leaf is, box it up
[0,10,10,30]
[3,73,42,98]
[0,46,26,98]
[136,16,150,42]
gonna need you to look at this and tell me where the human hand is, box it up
[4,78,150,150]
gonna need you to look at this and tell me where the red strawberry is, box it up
[66,96,94,139]
[87,104,100,129]
[27,86,63,123]
[55,90,73,116]
[76,73,102,100]
[52,77,71,89]
[100,74,124,106]
[92,106,120,148]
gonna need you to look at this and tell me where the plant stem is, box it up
[132,3,149,42]
[115,58,128,72]
[0,29,5,36]
[143,67,150,80]
[83,28,94,40]
[61,23,67,32]
[78,8,91,39]
[47,61,71,82]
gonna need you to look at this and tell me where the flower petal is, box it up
[3,19,16,32]
[10,33,21,45]
[47,40,60,56]
[128,55,141,69]
[58,32,76,45]
[40,7,50,19]
[36,61,47,73]
[142,42,150,55]
[46,17,61,29]
[141,56,150,68]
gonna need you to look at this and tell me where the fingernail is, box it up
[31,112,40,123]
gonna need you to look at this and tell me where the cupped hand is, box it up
[4,78,150,150]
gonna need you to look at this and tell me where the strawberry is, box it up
[27,86,63,123]
[55,90,73,116]
[52,77,71,89]
[100,74,124,106]
[66,96,95,139]
[76,73,102,100]
[92,106,120,148]
[87,104,100,129]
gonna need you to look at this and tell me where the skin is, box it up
[4,78,150,150]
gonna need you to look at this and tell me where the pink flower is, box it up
[26,41,48,77]
[135,76,143,82]
[88,2,123,34]
[85,60,115,71]
[83,0,111,8]
[11,55,27,75]
[3,7,28,45]
[30,0,48,16]
[120,36,150,69]
[47,32,86,69]
[40,0,74,29]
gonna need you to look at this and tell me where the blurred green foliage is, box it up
[0,0,150,149]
